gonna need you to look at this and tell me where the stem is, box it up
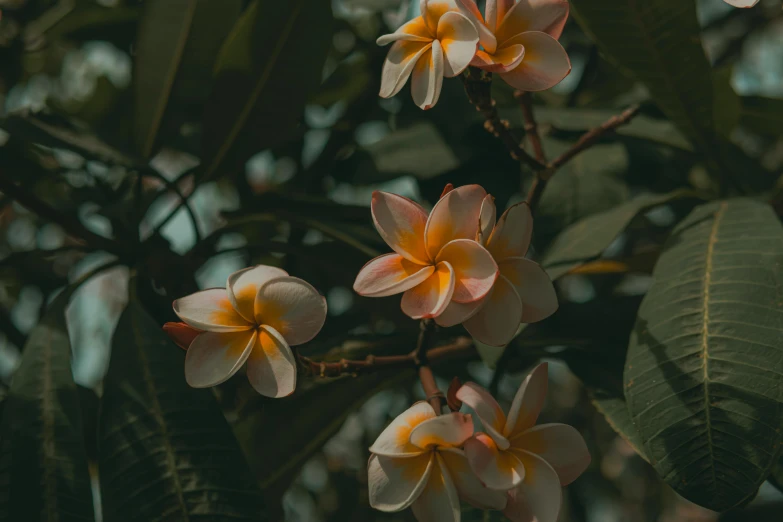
[415,319,444,413]
[515,91,546,163]
[145,171,202,243]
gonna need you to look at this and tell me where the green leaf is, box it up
[0,290,94,521]
[625,199,783,511]
[591,391,647,462]
[201,0,334,180]
[364,122,461,180]
[740,96,783,138]
[98,298,267,521]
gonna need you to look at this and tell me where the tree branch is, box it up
[515,91,546,163]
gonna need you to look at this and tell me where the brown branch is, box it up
[515,91,546,163]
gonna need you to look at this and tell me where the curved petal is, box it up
[487,201,532,260]
[370,401,436,457]
[478,194,496,244]
[500,257,558,323]
[410,412,474,449]
[440,449,508,510]
[464,433,526,490]
[255,276,327,346]
[440,183,455,199]
[463,276,523,347]
[377,16,432,46]
[434,297,485,328]
[425,184,487,260]
[436,239,498,303]
[173,288,253,332]
[504,362,548,437]
[723,0,759,7]
[371,191,430,264]
[437,11,479,77]
[511,424,590,486]
[246,325,296,398]
[227,265,288,322]
[456,382,509,449]
[499,31,571,92]
[486,0,515,31]
[163,322,201,350]
[354,254,435,297]
[411,454,461,522]
[368,452,434,512]
[471,44,525,73]
[379,40,432,99]
[401,261,455,319]
[456,0,498,52]
[184,330,255,388]
[504,450,562,522]
[411,39,445,110]
[421,0,461,35]
[495,0,570,43]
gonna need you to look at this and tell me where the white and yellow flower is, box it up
[171,265,327,398]
[724,0,758,7]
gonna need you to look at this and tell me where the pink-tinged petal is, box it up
[425,184,487,259]
[227,265,287,322]
[504,362,548,437]
[184,330,255,388]
[464,433,526,490]
[371,191,430,264]
[436,239,498,303]
[499,31,571,92]
[368,452,434,511]
[379,40,432,99]
[456,0,498,52]
[370,401,436,458]
[478,194,496,244]
[504,450,562,522]
[401,261,455,319]
[246,325,296,398]
[354,254,435,297]
[163,322,201,350]
[486,0,515,31]
[411,454,461,522]
[487,201,533,260]
[254,276,327,346]
[500,257,558,323]
[471,44,525,73]
[511,424,590,486]
[434,297,485,328]
[173,288,253,332]
[437,11,479,77]
[410,412,474,449]
[411,39,445,110]
[421,0,461,35]
[440,449,508,510]
[495,0,570,43]
[723,0,759,7]
[456,382,509,449]
[377,16,432,46]
[463,276,524,347]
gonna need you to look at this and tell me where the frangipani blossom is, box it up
[457,363,590,522]
[436,198,558,346]
[353,185,498,321]
[171,265,327,398]
[458,0,571,91]
[377,0,479,109]
[368,402,507,521]
[723,0,758,6]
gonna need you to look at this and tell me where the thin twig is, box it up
[515,91,546,163]
[144,171,202,243]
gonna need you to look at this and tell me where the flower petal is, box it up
[471,44,525,73]
[487,201,532,260]
[456,0,498,52]
[227,265,288,322]
[354,254,435,297]
[437,11,479,77]
[504,450,562,522]
[255,276,327,346]
[456,382,509,449]
[163,322,201,350]
[478,194,496,244]
[368,452,434,511]
[436,239,497,303]
[377,16,432,46]
[421,0,461,35]
[371,191,430,264]
[410,412,474,449]
[511,424,590,486]
[500,257,558,323]
[499,31,571,92]
[440,449,508,510]
[411,39,445,110]
[379,40,432,99]
[184,330,255,388]
[486,0,515,31]
[370,401,436,457]
[495,0,570,43]
[463,276,523,347]
[504,362,548,437]
[425,184,487,260]
[401,261,455,319]
[434,297,485,328]
[464,433,526,490]
[173,288,253,332]
[723,0,759,7]
[245,325,296,398]
[411,454,461,522]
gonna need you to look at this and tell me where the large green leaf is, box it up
[625,199,783,511]
[0,290,94,521]
[98,298,267,521]
[200,0,334,180]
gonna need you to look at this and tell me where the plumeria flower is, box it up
[368,402,507,521]
[377,0,479,109]
[353,184,498,321]
[724,0,758,6]
[436,198,557,346]
[171,265,327,398]
[457,363,591,522]
[457,0,571,91]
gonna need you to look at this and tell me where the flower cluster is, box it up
[368,363,590,522]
